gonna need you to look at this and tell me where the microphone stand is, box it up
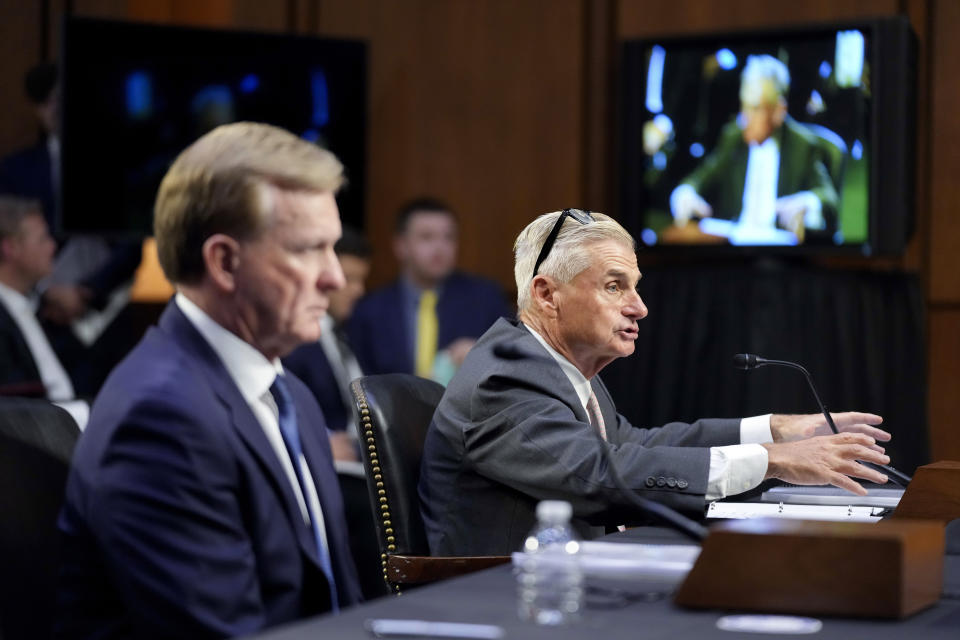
[736,355,912,487]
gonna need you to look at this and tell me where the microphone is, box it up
[733,353,912,487]
[493,343,707,541]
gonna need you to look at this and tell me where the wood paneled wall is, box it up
[1,0,958,461]
[311,0,585,293]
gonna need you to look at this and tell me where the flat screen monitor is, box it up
[619,17,915,256]
[60,17,367,236]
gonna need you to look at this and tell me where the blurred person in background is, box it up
[348,197,510,384]
[0,195,88,427]
[284,226,371,462]
[0,62,142,396]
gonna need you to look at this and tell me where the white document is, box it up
[707,501,886,523]
[699,217,799,246]
[762,485,903,508]
[512,542,700,581]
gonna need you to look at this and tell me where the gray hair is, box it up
[0,195,43,251]
[513,210,635,311]
[740,54,790,104]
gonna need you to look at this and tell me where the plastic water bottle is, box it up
[516,500,584,625]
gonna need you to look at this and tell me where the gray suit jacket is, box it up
[418,318,741,556]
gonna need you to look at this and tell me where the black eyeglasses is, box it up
[531,208,594,280]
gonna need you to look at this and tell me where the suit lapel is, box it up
[508,319,593,426]
[157,303,323,568]
[777,118,804,197]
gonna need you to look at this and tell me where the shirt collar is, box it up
[175,293,282,404]
[522,322,593,410]
[320,313,335,334]
[0,281,35,315]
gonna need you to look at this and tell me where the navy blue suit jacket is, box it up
[56,303,361,638]
[346,272,510,375]
[282,341,350,433]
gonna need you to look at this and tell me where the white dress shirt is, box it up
[175,293,330,550]
[523,324,771,500]
[740,138,781,230]
[741,137,825,232]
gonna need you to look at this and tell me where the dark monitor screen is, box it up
[60,17,367,236]
[619,18,914,255]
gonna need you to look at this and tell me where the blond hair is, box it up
[513,211,635,311]
[154,121,344,284]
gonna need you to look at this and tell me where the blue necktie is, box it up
[270,374,339,613]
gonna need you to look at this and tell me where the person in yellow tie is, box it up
[347,197,511,383]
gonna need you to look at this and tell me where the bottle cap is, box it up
[536,500,572,522]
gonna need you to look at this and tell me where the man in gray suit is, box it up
[419,209,891,556]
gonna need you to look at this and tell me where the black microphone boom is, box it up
[733,353,912,487]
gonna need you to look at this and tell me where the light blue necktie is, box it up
[270,374,339,612]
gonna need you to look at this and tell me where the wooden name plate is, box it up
[674,518,944,619]
[892,460,960,522]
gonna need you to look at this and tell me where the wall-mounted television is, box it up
[618,16,915,256]
[60,17,367,236]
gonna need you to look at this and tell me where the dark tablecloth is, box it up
[248,526,960,639]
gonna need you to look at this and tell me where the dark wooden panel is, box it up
[901,0,930,276]
[617,0,900,37]
[928,310,960,461]
[928,0,960,303]
[316,0,584,295]
[232,0,288,32]
[71,0,128,20]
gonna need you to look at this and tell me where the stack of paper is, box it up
[707,501,886,523]
[512,542,700,581]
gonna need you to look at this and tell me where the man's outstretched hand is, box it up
[763,432,890,496]
[771,412,890,453]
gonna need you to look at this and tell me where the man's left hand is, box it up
[771,412,890,453]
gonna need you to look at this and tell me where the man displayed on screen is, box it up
[347,198,510,384]
[669,55,840,244]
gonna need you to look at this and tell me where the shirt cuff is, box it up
[740,414,773,444]
[705,443,769,501]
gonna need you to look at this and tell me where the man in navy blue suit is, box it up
[57,122,362,638]
[347,198,510,383]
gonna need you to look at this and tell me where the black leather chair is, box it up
[350,374,509,594]
[0,398,80,640]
